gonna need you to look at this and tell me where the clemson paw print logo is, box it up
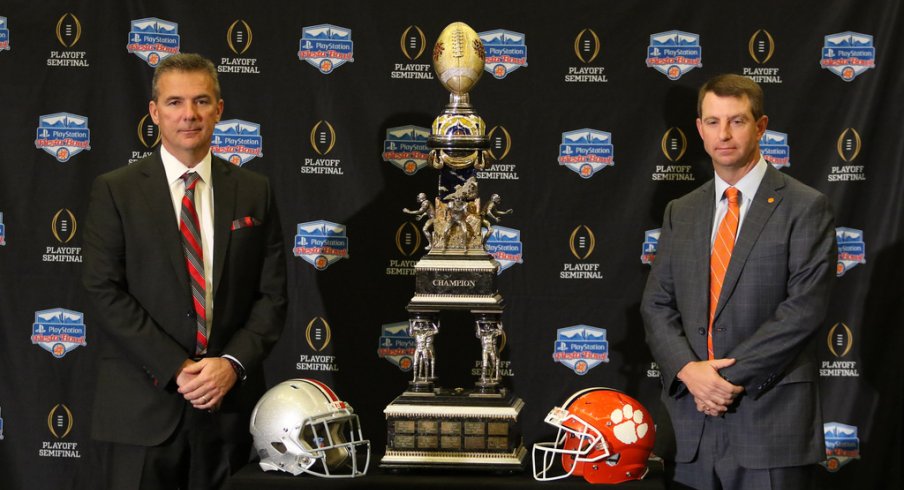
[611,404,648,444]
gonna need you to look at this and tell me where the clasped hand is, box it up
[175,357,237,411]
[677,358,744,417]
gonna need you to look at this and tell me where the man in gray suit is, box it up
[83,54,287,489]
[642,74,836,489]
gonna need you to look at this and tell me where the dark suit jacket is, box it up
[82,152,287,446]
[641,165,836,469]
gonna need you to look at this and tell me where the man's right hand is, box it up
[677,359,744,415]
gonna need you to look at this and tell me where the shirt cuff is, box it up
[221,354,247,382]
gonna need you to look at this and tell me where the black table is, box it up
[225,459,666,489]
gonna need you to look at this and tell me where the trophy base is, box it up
[381,388,526,472]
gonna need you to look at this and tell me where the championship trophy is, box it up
[381,22,525,471]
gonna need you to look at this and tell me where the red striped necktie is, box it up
[180,172,208,355]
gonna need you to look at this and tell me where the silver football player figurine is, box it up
[402,192,436,250]
[409,317,439,383]
[476,318,503,385]
[480,193,512,244]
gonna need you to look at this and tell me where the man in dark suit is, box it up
[82,53,287,489]
[641,74,836,489]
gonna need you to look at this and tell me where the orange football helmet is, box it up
[532,387,655,484]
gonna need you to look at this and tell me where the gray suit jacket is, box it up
[82,153,288,446]
[641,165,836,469]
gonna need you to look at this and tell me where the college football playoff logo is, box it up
[574,28,601,64]
[836,128,862,162]
[226,19,253,55]
[400,25,427,60]
[748,29,775,64]
[51,209,77,243]
[136,114,160,148]
[661,127,687,162]
[47,404,74,439]
[395,222,421,256]
[569,225,595,260]
[827,322,853,358]
[305,317,332,352]
[310,120,336,156]
[55,13,81,48]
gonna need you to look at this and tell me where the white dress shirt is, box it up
[710,156,769,248]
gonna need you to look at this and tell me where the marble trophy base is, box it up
[381,388,526,471]
[410,251,502,310]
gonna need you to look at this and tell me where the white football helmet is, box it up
[250,378,370,477]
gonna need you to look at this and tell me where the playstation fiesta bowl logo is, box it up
[211,119,262,166]
[641,229,660,265]
[31,308,87,358]
[127,18,180,67]
[293,220,349,270]
[298,24,353,74]
[377,322,416,372]
[35,113,91,162]
[552,325,609,375]
[558,128,614,178]
[0,17,10,52]
[820,32,875,81]
[835,227,865,277]
[382,125,429,175]
[485,226,523,273]
[821,422,860,472]
[479,29,527,79]
[760,130,790,169]
[646,30,702,80]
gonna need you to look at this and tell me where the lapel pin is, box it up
[767,197,775,203]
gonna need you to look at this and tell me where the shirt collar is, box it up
[160,145,212,186]
[714,156,768,204]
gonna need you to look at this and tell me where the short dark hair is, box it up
[697,74,764,120]
[151,53,221,101]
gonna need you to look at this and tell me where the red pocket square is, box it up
[230,216,261,230]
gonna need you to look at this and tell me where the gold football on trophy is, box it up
[432,22,485,95]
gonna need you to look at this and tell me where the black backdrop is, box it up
[0,1,901,488]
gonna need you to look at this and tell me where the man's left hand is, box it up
[177,357,238,411]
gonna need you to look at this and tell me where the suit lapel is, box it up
[138,153,190,291]
[211,158,236,301]
[693,181,716,309]
[714,165,785,320]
